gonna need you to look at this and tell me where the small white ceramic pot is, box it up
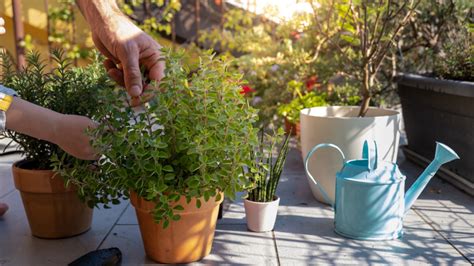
[244,196,280,232]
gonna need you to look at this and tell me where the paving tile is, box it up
[398,153,474,263]
[282,146,305,175]
[0,144,472,265]
[0,190,128,265]
[217,192,247,225]
[0,154,22,198]
[273,150,471,265]
[274,209,468,265]
[116,203,138,225]
[99,224,278,265]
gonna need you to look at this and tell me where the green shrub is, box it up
[277,92,327,124]
[54,49,259,227]
[433,30,473,81]
[0,50,112,169]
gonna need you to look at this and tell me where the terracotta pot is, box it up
[244,196,280,232]
[12,160,93,238]
[130,191,223,263]
[300,106,400,205]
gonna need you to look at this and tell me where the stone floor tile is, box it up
[0,191,128,265]
[99,224,278,265]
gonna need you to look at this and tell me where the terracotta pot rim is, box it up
[13,160,55,173]
[130,191,224,211]
[12,160,76,194]
[244,195,280,205]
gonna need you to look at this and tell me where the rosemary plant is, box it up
[0,50,111,169]
[246,129,291,202]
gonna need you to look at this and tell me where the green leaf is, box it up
[163,219,170,229]
[163,165,174,172]
[196,199,202,209]
[173,205,184,211]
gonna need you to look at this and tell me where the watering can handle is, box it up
[304,143,345,208]
[362,140,378,171]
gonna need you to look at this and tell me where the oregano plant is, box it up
[54,49,259,227]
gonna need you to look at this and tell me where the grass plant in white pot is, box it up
[301,0,419,204]
[244,129,290,232]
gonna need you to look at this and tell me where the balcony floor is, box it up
[0,144,472,265]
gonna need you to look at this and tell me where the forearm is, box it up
[6,97,98,160]
[6,97,60,144]
[76,0,123,25]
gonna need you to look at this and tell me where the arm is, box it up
[6,97,98,160]
[75,0,164,105]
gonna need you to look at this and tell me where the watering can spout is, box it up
[404,142,459,213]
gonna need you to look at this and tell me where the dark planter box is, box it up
[398,74,474,194]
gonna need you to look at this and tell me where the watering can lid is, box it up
[338,141,405,184]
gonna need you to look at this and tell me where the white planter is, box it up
[244,196,280,232]
[300,106,400,205]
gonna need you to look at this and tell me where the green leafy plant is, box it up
[277,91,327,124]
[277,81,362,124]
[326,82,362,106]
[118,0,181,39]
[48,0,92,61]
[0,50,111,169]
[398,0,473,74]
[245,129,291,202]
[433,27,473,81]
[328,0,420,116]
[54,49,259,227]
[199,6,338,125]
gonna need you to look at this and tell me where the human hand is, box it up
[6,98,99,161]
[89,13,164,105]
[54,114,99,160]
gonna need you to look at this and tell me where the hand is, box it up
[7,98,99,161]
[0,17,6,35]
[90,13,164,104]
[54,115,99,160]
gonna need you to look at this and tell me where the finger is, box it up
[92,34,119,63]
[107,68,125,87]
[147,59,165,82]
[140,46,165,82]
[0,28,5,35]
[121,47,143,97]
[103,59,125,86]
[103,58,116,70]
[0,17,4,26]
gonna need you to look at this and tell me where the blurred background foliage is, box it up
[1,0,472,125]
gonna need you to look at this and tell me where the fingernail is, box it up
[130,85,142,97]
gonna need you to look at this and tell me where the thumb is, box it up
[121,48,143,97]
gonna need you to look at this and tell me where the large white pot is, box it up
[300,106,400,205]
[244,196,280,232]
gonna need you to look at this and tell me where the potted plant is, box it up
[244,129,290,232]
[300,0,418,204]
[54,49,259,263]
[398,27,474,195]
[0,50,110,238]
[277,80,327,136]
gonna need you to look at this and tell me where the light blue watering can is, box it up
[304,140,459,240]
